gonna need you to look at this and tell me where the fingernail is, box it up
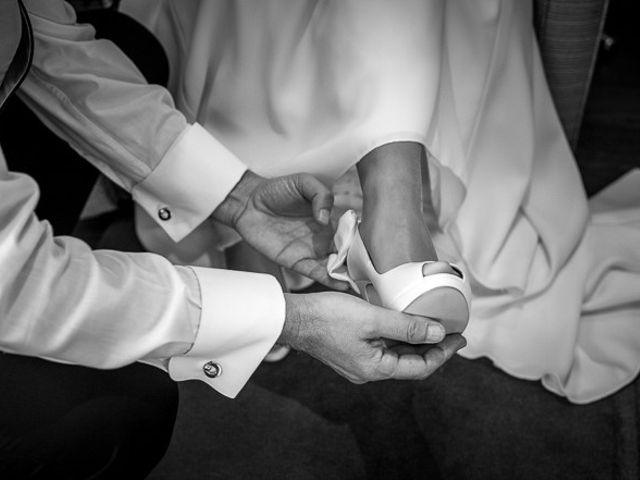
[428,323,445,342]
[318,209,330,225]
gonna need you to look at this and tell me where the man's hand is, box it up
[213,171,348,290]
[280,292,466,383]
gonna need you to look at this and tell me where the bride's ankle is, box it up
[359,212,438,273]
[361,189,423,227]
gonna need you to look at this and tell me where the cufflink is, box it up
[158,207,172,221]
[202,361,222,378]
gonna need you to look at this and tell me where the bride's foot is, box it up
[334,207,470,333]
[344,141,470,333]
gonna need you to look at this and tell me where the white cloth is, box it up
[326,210,361,294]
[123,0,640,403]
[0,147,284,398]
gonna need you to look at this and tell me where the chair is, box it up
[534,0,610,149]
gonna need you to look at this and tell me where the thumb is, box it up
[370,308,446,344]
[295,174,334,225]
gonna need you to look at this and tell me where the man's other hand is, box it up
[213,171,347,290]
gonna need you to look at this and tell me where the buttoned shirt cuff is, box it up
[131,123,247,243]
[167,267,286,398]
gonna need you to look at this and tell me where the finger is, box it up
[319,276,350,291]
[378,334,466,381]
[418,333,466,375]
[371,309,446,344]
[386,335,464,357]
[296,174,334,225]
[388,343,436,356]
[293,258,350,291]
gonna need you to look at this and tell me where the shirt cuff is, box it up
[167,267,286,398]
[131,123,247,243]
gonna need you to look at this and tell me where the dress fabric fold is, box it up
[121,0,640,403]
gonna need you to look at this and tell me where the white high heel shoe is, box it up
[330,210,471,334]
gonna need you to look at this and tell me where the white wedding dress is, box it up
[121,0,640,403]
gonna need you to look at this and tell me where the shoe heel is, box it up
[404,287,469,334]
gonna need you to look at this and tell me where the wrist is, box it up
[279,293,309,350]
[211,170,263,227]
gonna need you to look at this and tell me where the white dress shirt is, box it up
[19,0,248,245]
[1,1,286,399]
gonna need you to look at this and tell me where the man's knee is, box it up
[0,356,178,479]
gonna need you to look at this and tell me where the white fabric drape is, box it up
[122,0,640,403]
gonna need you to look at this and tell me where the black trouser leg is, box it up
[0,354,178,479]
